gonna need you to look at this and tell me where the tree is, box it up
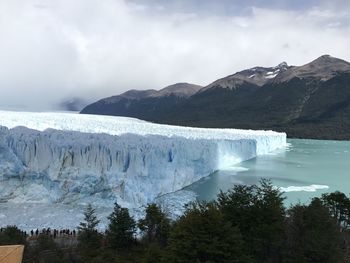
[285,204,308,262]
[35,234,57,251]
[321,191,350,229]
[254,179,286,261]
[0,225,26,245]
[217,184,257,238]
[77,203,101,254]
[166,201,251,263]
[30,234,64,263]
[217,179,285,261]
[285,198,344,262]
[138,203,171,246]
[143,243,164,263]
[78,204,100,232]
[106,202,136,250]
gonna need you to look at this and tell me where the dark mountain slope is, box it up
[164,74,350,139]
[286,73,350,139]
[163,82,260,127]
[162,56,350,139]
[80,83,202,120]
[164,77,314,129]
[81,55,350,139]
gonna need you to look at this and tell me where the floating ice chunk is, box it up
[279,184,329,192]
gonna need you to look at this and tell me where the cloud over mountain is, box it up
[0,0,349,109]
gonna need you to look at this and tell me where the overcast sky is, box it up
[0,0,349,110]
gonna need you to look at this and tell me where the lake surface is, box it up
[186,139,350,206]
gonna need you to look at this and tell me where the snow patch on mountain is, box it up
[202,62,290,91]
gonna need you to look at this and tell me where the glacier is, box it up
[0,110,286,229]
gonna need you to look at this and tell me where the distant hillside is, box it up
[81,83,202,121]
[81,55,350,140]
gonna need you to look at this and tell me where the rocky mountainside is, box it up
[273,55,350,83]
[150,83,203,98]
[81,55,350,139]
[202,61,290,91]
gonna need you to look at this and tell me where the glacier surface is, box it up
[0,110,286,229]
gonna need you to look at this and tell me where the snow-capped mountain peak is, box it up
[201,62,291,91]
[273,55,350,83]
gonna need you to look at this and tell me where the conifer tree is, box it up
[78,203,101,252]
[106,202,136,250]
[138,203,171,246]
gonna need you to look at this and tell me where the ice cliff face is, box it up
[0,111,286,209]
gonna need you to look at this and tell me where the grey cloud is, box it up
[0,0,349,110]
[128,0,345,15]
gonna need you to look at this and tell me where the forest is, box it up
[1,179,350,263]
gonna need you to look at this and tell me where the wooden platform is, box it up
[0,245,24,263]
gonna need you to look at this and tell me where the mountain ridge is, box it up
[81,83,202,120]
[200,61,291,92]
[81,55,350,140]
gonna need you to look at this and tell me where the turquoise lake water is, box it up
[186,139,350,207]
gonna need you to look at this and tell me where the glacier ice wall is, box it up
[0,111,286,209]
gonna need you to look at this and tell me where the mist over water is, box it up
[186,139,350,206]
